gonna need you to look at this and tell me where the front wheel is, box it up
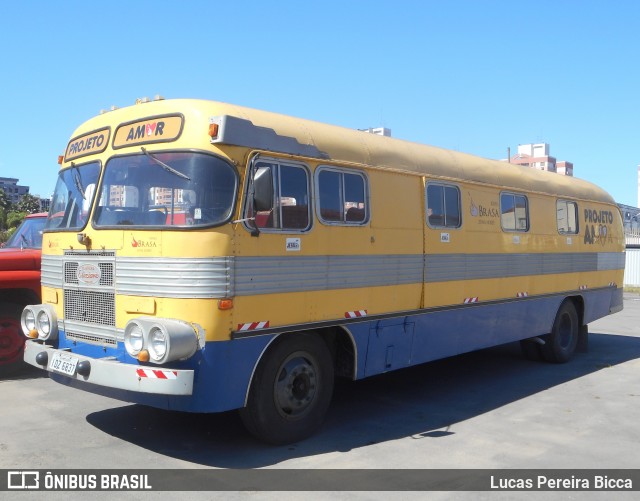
[239,333,334,445]
[541,300,579,363]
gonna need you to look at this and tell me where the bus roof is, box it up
[75,98,616,205]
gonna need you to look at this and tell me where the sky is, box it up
[1,0,639,206]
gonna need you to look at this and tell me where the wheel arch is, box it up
[242,325,357,407]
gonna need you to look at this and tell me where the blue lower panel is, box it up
[350,290,618,379]
[49,289,620,412]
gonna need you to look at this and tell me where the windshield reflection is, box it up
[3,216,46,249]
[94,152,237,228]
[46,161,100,231]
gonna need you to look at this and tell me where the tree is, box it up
[0,188,10,212]
[16,193,41,214]
[7,211,26,229]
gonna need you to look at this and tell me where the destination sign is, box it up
[113,114,184,149]
[64,127,110,162]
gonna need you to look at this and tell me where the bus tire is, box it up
[239,332,334,445]
[541,300,579,364]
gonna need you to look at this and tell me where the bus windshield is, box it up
[93,151,237,228]
[46,161,100,230]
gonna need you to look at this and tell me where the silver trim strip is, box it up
[234,254,424,295]
[41,251,624,297]
[116,257,234,298]
[41,254,63,288]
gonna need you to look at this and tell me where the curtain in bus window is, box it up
[444,185,461,227]
[514,195,528,230]
[344,173,365,222]
[279,165,309,229]
[318,170,342,222]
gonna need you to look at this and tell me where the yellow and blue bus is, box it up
[22,97,625,444]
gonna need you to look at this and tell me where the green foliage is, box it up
[16,193,41,214]
[6,211,27,229]
[0,188,10,212]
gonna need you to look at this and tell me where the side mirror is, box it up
[253,166,273,212]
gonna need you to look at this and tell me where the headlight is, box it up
[124,317,199,364]
[21,307,36,335]
[148,327,168,362]
[37,311,51,336]
[21,305,58,340]
[124,321,144,356]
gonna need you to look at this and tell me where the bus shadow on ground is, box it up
[86,332,640,468]
[0,363,46,381]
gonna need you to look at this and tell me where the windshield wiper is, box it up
[72,162,86,200]
[141,147,191,181]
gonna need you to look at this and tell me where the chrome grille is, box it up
[62,250,117,347]
[66,331,118,347]
[64,289,116,326]
[64,261,115,286]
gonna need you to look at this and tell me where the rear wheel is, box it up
[541,300,579,363]
[240,333,334,445]
[0,303,25,375]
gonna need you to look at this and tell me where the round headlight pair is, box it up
[21,305,58,341]
[124,318,197,365]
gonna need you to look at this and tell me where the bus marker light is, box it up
[138,350,150,363]
[218,299,233,310]
[208,123,219,139]
[28,329,38,339]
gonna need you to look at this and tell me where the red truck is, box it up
[0,213,47,374]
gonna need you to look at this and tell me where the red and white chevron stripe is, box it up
[579,285,588,290]
[345,310,368,319]
[463,297,479,304]
[237,321,270,332]
[609,282,617,287]
[136,368,178,379]
[516,292,529,298]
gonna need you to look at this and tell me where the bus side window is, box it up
[249,160,311,231]
[426,183,461,228]
[557,200,579,234]
[316,167,368,225]
[501,192,529,231]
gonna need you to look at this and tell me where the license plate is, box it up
[50,352,79,376]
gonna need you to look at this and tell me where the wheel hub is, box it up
[274,354,318,418]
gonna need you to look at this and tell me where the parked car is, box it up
[0,213,47,374]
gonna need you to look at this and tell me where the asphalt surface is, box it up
[1,294,639,499]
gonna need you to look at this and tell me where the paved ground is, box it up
[1,294,639,499]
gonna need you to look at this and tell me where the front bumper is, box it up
[24,341,194,396]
